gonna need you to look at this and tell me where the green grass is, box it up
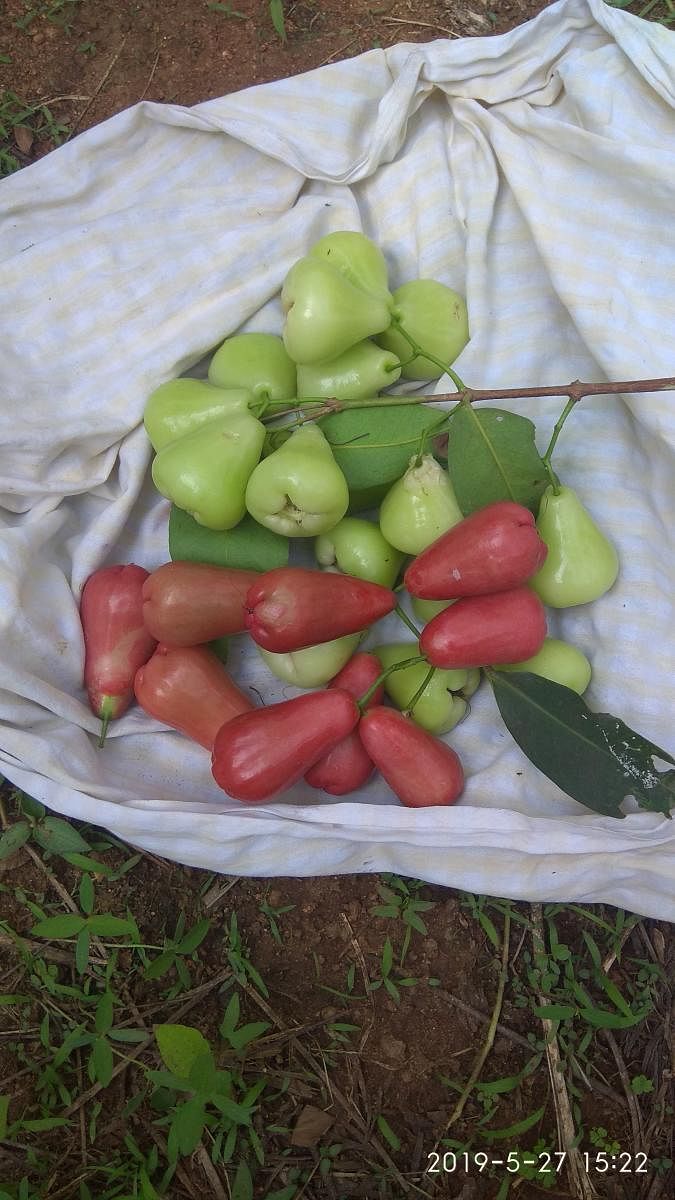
[1,784,672,1199]
[0,90,70,177]
[606,0,675,25]
[14,0,83,35]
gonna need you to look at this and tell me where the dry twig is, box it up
[432,909,511,1159]
[531,903,596,1200]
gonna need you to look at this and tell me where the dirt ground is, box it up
[2,1,549,155]
[1,2,674,1199]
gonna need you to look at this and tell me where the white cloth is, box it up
[1,0,674,918]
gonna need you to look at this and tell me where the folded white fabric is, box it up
[1,0,673,918]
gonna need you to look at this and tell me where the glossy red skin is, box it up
[404,501,548,600]
[142,561,260,646]
[305,652,384,795]
[245,567,396,653]
[212,689,360,803]
[359,707,464,808]
[420,587,547,669]
[134,644,253,749]
[81,565,157,719]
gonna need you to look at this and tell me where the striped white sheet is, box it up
[0,0,673,916]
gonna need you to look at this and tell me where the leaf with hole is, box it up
[447,405,549,515]
[488,670,675,817]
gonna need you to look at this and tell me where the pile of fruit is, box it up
[79,231,673,818]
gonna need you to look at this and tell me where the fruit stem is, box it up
[97,696,116,749]
[260,375,675,420]
[394,605,422,639]
[357,655,427,712]
[404,665,436,718]
[542,396,578,492]
[390,318,467,394]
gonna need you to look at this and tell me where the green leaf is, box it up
[54,1027,92,1067]
[176,918,211,955]
[376,1115,401,1150]
[19,1116,70,1132]
[154,1023,211,1080]
[229,1022,270,1050]
[221,991,241,1035]
[231,1159,253,1200]
[577,1006,645,1029]
[488,670,675,818]
[33,816,91,855]
[402,909,427,935]
[269,0,286,40]
[95,991,114,1035]
[533,1003,576,1021]
[75,928,90,974]
[211,1094,254,1124]
[91,1036,114,1087]
[145,949,177,980]
[18,794,45,821]
[481,1103,546,1141]
[31,913,87,938]
[188,1049,218,1097]
[446,405,549,515]
[169,506,288,572]
[62,852,113,875]
[0,994,30,1007]
[630,1074,654,1094]
[381,938,394,975]
[0,822,30,861]
[174,1096,207,1156]
[596,972,633,1018]
[86,914,137,937]
[79,873,94,916]
[139,1168,160,1200]
[0,1095,9,1139]
[108,1028,148,1043]
[478,911,500,950]
[319,403,443,510]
